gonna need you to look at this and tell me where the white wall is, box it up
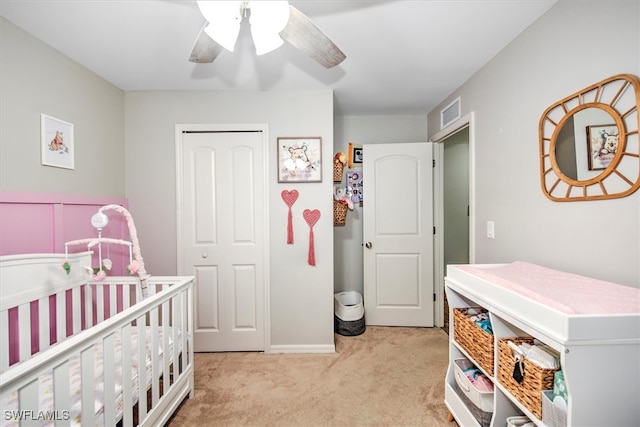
[427,0,640,287]
[333,115,428,295]
[124,90,335,349]
[0,18,125,197]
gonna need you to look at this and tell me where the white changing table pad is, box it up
[446,262,640,345]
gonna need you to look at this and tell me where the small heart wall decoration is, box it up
[303,209,321,228]
[281,190,299,244]
[281,190,299,207]
[303,209,321,265]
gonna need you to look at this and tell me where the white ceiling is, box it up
[0,0,557,115]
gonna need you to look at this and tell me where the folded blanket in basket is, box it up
[507,340,560,369]
[467,310,493,335]
[463,367,494,392]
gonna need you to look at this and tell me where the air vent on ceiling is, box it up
[440,96,461,130]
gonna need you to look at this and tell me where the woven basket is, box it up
[333,201,348,226]
[497,337,559,419]
[333,161,344,182]
[453,307,494,375]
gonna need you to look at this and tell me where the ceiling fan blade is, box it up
[189,24,224,64]
[280,5,346,69]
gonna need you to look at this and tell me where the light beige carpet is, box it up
[167,326,453,427]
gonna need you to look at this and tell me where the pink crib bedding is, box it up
[457,262,640,315]
[1,326,180,427]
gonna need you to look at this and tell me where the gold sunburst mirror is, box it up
[539,74,640,201]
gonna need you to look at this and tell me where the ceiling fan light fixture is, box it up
[252,31,284,55]
[197,1,242,52]
[190,0,345,68]
[249,1,290,55]
[251,31,284,56]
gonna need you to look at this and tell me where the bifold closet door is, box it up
[180,130,266,352]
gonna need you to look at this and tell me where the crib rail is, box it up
[0,276,194,427]
[0,250,179,370]
[1,252,93,369]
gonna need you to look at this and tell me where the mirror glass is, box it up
[554,108,618,181]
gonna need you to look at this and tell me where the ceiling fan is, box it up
[189,1,346,68]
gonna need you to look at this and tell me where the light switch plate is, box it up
[487,221,495,239]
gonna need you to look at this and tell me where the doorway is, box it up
[443,128,470,268]
[175,124,269,352]
[432,113,475,329]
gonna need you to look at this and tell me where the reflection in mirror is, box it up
[555,116,577,180]
[586,122,619,171]
[554,108,618,181]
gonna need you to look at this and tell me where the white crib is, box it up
[0,252,195,426]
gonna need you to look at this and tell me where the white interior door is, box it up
[178,129,266,352]
[363,142,434,327]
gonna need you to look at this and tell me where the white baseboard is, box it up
[268,344,336,354]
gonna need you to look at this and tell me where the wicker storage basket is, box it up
[333,161,344,182]
[333,200,348,226]
[497,337,559,419]
[453,307,494,375]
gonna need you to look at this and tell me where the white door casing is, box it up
[176,125,269,352]
[363,142,434,327]
[432,112,476,327]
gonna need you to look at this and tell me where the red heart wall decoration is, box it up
[281,190,299,244]
[303,209,321,266]
[303,209,321,228]
[281,189,299,207]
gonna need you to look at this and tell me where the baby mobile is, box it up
[62,204,151,298]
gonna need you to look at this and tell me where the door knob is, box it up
[365,242,373,249]
[202,253,208,258]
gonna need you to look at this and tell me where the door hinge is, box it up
[433,293,436,302]
[433,226,436,235]
[432,159,436,167]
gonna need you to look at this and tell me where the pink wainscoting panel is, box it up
[0,192,129,273]
[0,202,55,254]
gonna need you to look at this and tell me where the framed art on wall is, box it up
[348,142,363,168]
[41,114,74,169]
[586,123,618,171]
[277,136,322,182]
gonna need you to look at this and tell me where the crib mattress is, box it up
[1,326,181,427]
